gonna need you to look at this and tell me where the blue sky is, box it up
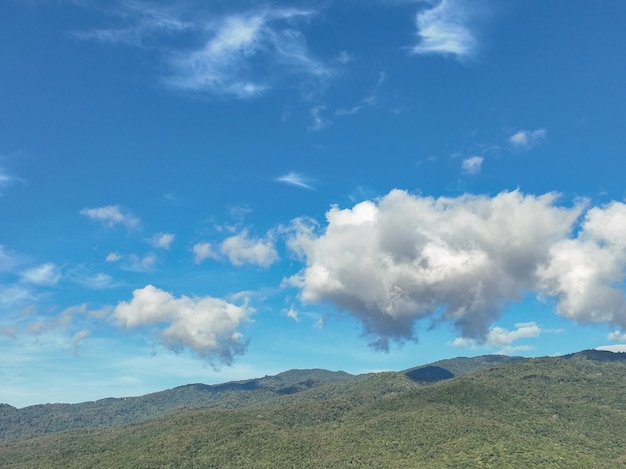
[2,0,626,407]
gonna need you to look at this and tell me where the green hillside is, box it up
[2,351,626,468]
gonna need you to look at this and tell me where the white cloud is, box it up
[125,253,157,272]
[164,7,330,98]
[74,3,190,46]
[335,72,386,117]
[411,0,479,59]
[287,189,582,349]
[461,155,483,174]
[284,306,300,322]
[609,330,626,341]
[20,263,61,286]
[193,242,219,264]
[0,245,22,272]
[113,285,253,364]
[106,252,122,262]
[335,50,353,64]
[148,232,175,249]
[453,322,541,348]
[308,105,330,131]
[80,273,114,289]
[221,231,278,267]
[537,201,626,325]
[276,171,314,190]
[80,205,140,229]
[0,169,19,195]
[596,344,626,353]
[70,329,91,346]
[509,128,547,149]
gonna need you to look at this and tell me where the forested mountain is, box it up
[1,350,626,467]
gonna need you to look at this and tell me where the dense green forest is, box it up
[1,350,625,467]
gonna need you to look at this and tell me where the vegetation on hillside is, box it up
[1,351,626,467]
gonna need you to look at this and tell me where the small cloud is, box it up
[596,344,626,353]
[509,128,547,149]
[0,326,17,339]
[461,155,483,175]
[125,253,157,272]
[411,0,479,59]
[148,233,175,249]
[0,169,20,196]
[308,106,330,131]
[80,205,140,229]
[20,263,61,286]
[276,172,314,190]
[608,330,626,341]
[106,252,122,262]
[80,273,114,289]
[220,231,278,267]
[335,50,353,64]
[284,306,300,322]
[0,245,23,272]
[70,329,91,346]
[193,242,219,264]
[452,322,542,352]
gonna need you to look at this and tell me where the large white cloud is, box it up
[114,285,253,364]
[538,201,626,325]
[287,189,590,348]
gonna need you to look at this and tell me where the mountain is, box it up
[2,350,626,467]
[0,368,357,443]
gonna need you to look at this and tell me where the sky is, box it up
[1,0,626,408]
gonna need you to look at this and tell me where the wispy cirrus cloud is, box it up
[276,171,314,190]
[77,4,331,99]
[80,205,140,229]
[20,263,61,286]
[411,0,480,60]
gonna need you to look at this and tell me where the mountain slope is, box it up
[1,351,626,467]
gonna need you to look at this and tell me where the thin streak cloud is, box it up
[276,172,314,190]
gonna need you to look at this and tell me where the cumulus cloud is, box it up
[287,189,587,349]
[20,263,61,286]
[148,233,175,249]
[461,156,483,174]
[126,253,157,272]
[453,321,541,350]
[80,205,140,229]
[411,0,479,59]
[113,285,253,364]
[221,231,278,267]
[106,252,122,262]
[509,128,546,149]
[276,171,314,190]
[193,242,219,264]
[537,201,626,325]
[609,330,626,341]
